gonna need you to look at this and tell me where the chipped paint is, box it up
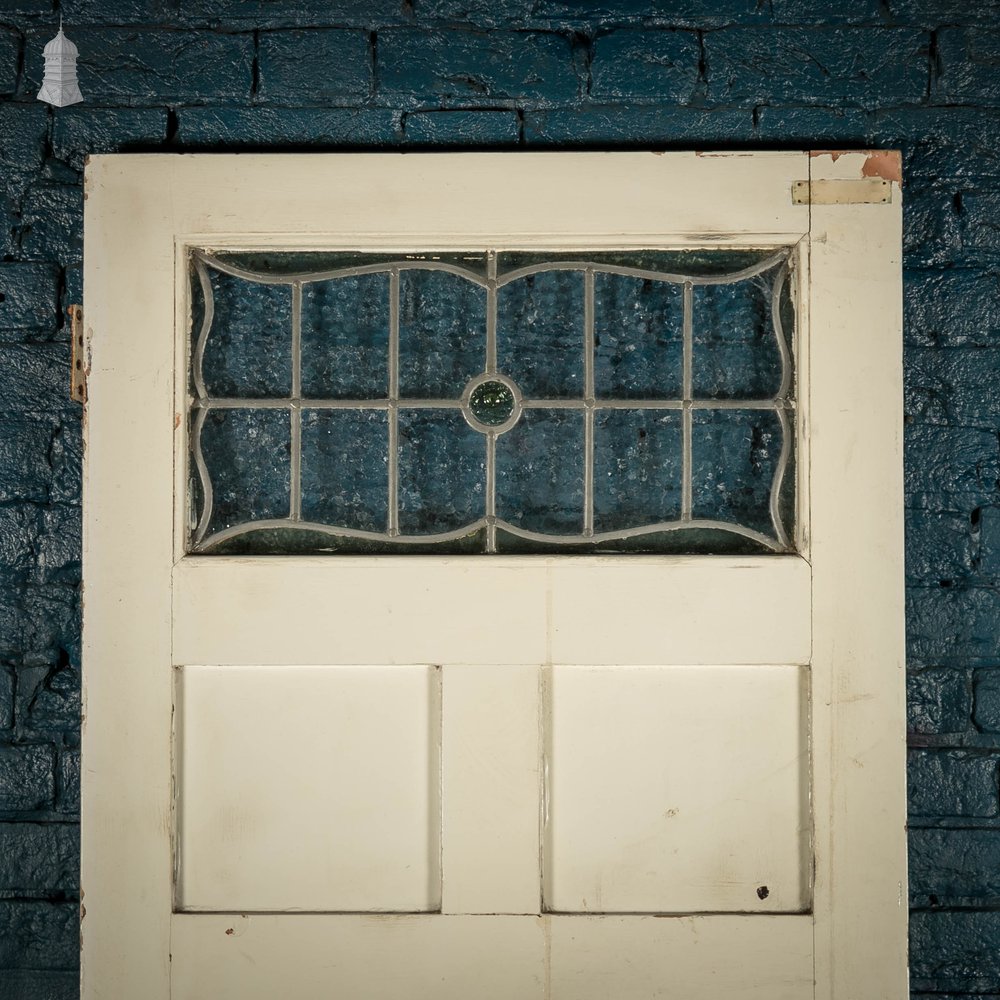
[861,150,903,185]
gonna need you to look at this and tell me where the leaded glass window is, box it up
[188,249,795,555]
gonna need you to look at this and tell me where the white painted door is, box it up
[82,152,907,999]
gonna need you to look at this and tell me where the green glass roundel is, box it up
[469,379,516,427]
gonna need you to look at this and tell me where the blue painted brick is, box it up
[524,106,753,145]
[756,106,868,144]
[905,269,1000,348]
[590,29,700,103]
[889,0,1000,26]
[0,263,58,331]
[36,506,80,584]
[978,506,1000,581]
[960,192,1000,259]
[768,0,883,22]
[904,425,999,509]
[20,586,79,668]
[51,108,169,172]
[18,185,83,264]
[908,749,999,817]
[414,0,542,28]
[60,0,180,22]
[403,109,519,144]
[907,667,971,735]
[905,183,964,268]
[56,748,78,815]
[907,586,1000,666]
[974,670,1000,733]
[0,743,56,811]
[0,191,16,259]
[0,344,72,413]
[905,509,976,584]
[0,900,78,970]
[0,504,42,583]
[178,0,408,28]
[871,109,1000,181]
[0,26,18,95]
[0,822,78,896]
[178,107,402,146]
[937,28,1000,106]
[0,665,11,731]
[22,27,253,103]
[0,969,79,1000]
[910,828,1000,906]
[49,418,82,505]
[0,591,22,660]
[0,104,48,188]
[377,28,579,107]
[18,662,79,735]
[905,347,1000,429]
[704,27,928,108]
[524,0,770,27]
[258,29,372,104]
[911,911,1000,992]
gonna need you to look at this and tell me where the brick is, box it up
[56,748,78,814]
[0,104,48,185]
[18,184,83,263]
[0,900,78,970]
[0,263,58,331]
[178,0,407,28]
[590,29,700,103]
[403,109,519,144]
[524,106,752,145]
[258,29,371,103]
[49,418,82,504]
[905,347,1000,429]
[0,26,18,94]
[974,670,1000,733]
[910,828,1000,906]
[0,743,55,811]
[20,586,79,668]
[0,591,23,660]
[911,911,1000,993]
[36,506,80,584]
[907,586,1000,666]
[60,0,180,20]
[18,658,79,735]
[769,0,884,22]
[905,269,1000,348]
[0,191,16,259]
[523,0,771,26]
[22,27,253,103]
[0,823,78,896]
[960,191,1000,258]
[51,108,169,172]
[377,27,579,107]
[937,28,1000,106]
[904,183,964,267]
[704,27,927,108]
[889,0,1000,25]
[0,343,71,413]
[0,664,12,731]
[905,509,976,584]
[178,107,402,146]
[909,749,999,817]
[871,109,1000,181]
[979,506,1000,580]
[756,105,868,144]
[0,969,79,1000]
[908,667,971,735]
[0,505,42,583]
[905,425,999,510]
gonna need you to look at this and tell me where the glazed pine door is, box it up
[82,152,906,999]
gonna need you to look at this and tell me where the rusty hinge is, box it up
[68,304,88,404]
[791,178,892,205]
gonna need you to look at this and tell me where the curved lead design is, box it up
[191,257,215,546]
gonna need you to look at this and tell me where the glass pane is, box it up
[495,409,584,535]
[189,248,796,555]
[301,274,390,399]
[300,409,388,531]
[497,271,583,398]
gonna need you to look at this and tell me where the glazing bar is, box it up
[486,433,496,553]
[289,282,302,521]
[681,281,693,521]
[584,268,595,537]
[486,250,498,375]
[388,269,400,536]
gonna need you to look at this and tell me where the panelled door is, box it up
[82,152,907,999]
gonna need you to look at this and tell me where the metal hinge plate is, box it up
[792,178,892,205]
[69,304,88,404]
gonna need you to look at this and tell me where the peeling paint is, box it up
[861,149,903,185]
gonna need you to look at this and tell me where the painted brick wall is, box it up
[0,1,997,997]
